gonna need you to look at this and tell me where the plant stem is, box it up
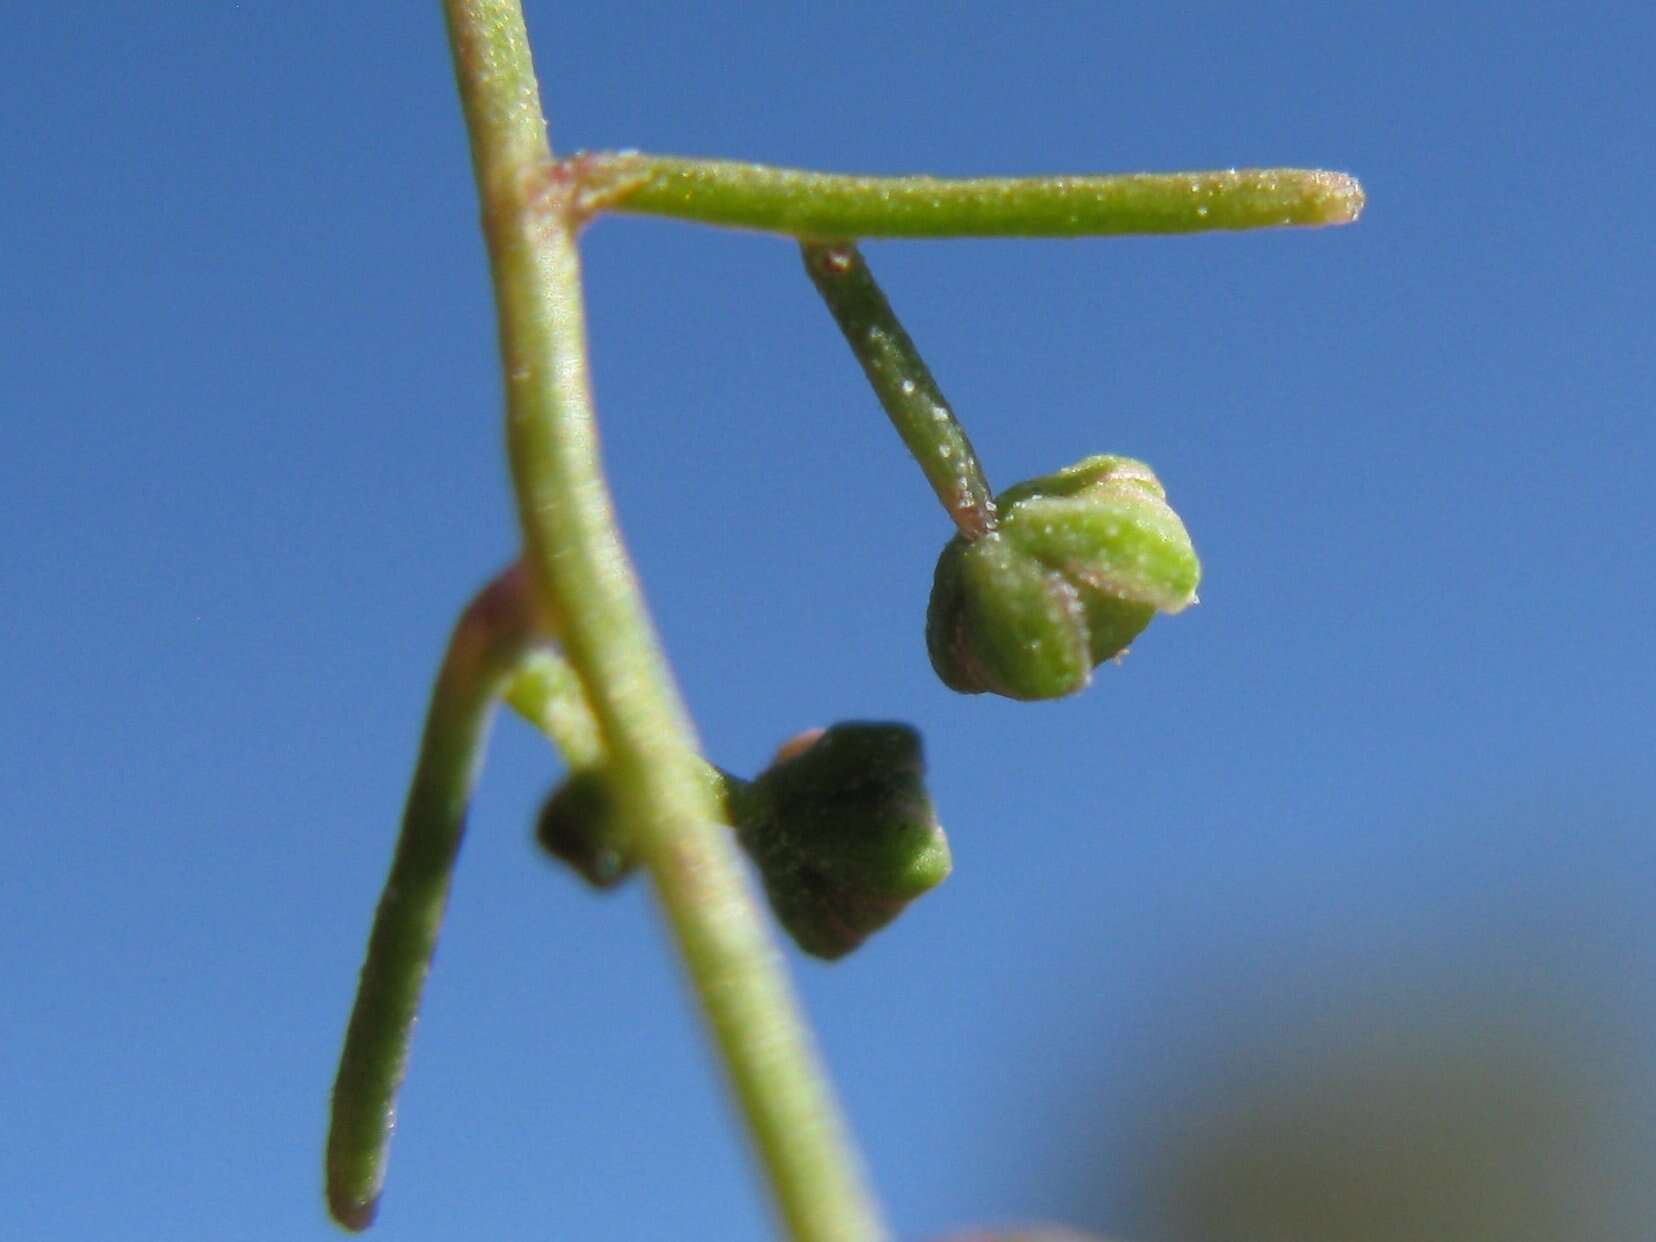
[327,564,538,1229]
[505,647,606,771]
[509,644,746,808]
[583,152,1364,238]
[439,4,887,1240]
[801,242,997,540]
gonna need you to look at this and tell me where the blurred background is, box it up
[4,3,1652,1240]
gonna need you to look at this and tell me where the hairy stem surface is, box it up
[802,242,996,539]
[586,152,1364,238]
[327,565,538,1228]
[435,4,887,1240]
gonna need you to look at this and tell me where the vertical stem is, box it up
[801,243,997,540]
[439,4,887,1240]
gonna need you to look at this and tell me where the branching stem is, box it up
[331,4,1366,1236]
[421,4,888,1241]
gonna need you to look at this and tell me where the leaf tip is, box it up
[327,1187,380,1232]
[1314,170,1365,224]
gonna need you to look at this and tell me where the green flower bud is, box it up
[534,725,951,958]
[926,455,1200,700]
[739,723,951,960]
[534,768,637,889]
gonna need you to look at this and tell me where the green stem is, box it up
[327,563,539,1230]
[509,644,747,803]
[505,647,606,771]
[439,5,888,1241]
[801,242,996,539]
[509,647,745,870]
[583,152,1364,239]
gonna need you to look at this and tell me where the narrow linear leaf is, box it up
[589,152,1363,239]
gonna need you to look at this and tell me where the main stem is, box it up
[440,4,886,1240]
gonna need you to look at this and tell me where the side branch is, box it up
[326,564,540,1230]
[584,152,1364,239]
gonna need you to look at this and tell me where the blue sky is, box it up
[4,4,1653,1240]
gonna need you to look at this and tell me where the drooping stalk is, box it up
[436,4,888,1241]
[801,242,996,539]
[327,564,539,1229]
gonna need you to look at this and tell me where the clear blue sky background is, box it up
[4,4,1653,1240]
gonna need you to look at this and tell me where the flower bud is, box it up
[926,455,1199,700]
[534,768,637,889]
[740,723,951,960]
